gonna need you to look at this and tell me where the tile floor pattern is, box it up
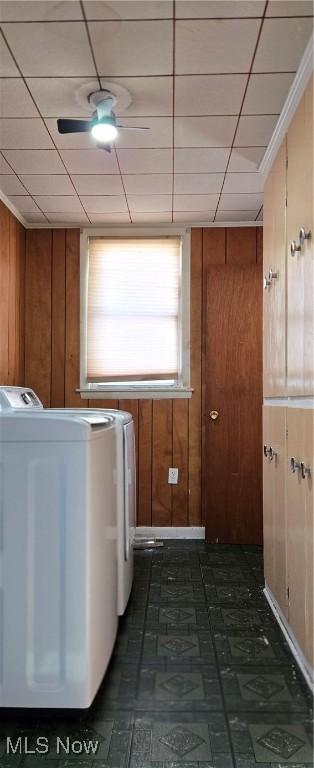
[0,541,313,767]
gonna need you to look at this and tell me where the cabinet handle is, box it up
[290,240,301,256]
[263,275,271,289]
[300,461,311,479]
[264,445,277,460]
[290,457,301,473]
[299,227,311,247]
[269,268,278,281]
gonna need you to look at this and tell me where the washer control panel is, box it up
[0,387,43,411]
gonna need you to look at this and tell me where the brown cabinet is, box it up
[263,76,314,677]
[287,77,314,396]
[286,408,314,669]
[263,404,314,670]
[263,405,288,617]
[263,140,287,397]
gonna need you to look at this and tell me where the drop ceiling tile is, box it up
[60,149,119,174]
[243,72,295,114]
[71,174,124,195]
[26,77,100,118]
[123,174,172,194]
[89,212,130,223]
[0,119,54,149]
[46,212,90,224]
[175,147,229,173]
[253,18,313,72]
[173,211,215,222]
[0,79,38,117]
[131,212,173,223]
[219,193,262,210]
[175,19,260,74]
[223,172,263,193]
[83,1,172,19]
[2,22,96,77]
[23,211,47,222]
[0,154,13,173]
[20,174,74,195]
[175,116,237,147]
[3,149,65,174]
[228,146,266,172]
[0,175,26,195]
[234,115,278,146]
[80,195,128,213]
[0,37,19,76]
[89,20,172,76]
[175,74,246,116]
[266,1,313,16]
[176,2,265,18]
[34,195,85,213]
[116,117,172,148]
[174,193,219,211]
[45,118,96,149]
[7,195,41,212]
[174,173,223,194]
[215,209,258,221]
[117,148,172,174]
[128,194,171,212]
[0,2,83,20]
[102,77,173,117]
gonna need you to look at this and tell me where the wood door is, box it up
[263,405,288,616]
[263,139,287,397]
[287,74,314,396]
[203,228,263,544]
[286,408,314,667]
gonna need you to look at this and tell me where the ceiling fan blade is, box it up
[116,125,150,131]
[96,143,112,153]
[57,118,92,134]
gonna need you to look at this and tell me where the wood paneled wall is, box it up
[0,201,25,386]
[24,226,262,527]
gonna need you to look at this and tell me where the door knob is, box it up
[209,410,219,421]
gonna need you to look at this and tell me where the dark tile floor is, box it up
[1,541,313,767]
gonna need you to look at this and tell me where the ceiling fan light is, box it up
[91,121,118,143]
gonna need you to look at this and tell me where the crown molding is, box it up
[25,220,262,230]
[0,189,27,227]
[260,32,314,181]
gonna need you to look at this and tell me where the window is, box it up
[80,230,191,398]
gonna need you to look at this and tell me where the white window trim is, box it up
[79,227,192,400]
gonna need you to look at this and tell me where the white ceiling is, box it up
[0,0,312,226]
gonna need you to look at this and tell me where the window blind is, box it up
[87,236,181,383]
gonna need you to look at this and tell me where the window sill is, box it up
[78,387,193,400]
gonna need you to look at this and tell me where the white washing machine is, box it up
[0,386,118,708]
[0,389,135,618]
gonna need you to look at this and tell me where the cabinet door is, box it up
[286,408,314,666]
[263,405,288,616]
[287,75,314,396]
[263,139,287,397]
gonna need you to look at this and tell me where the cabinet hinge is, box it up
[287,586,290,601]
[285,428,288,438]
[285,196,288,208]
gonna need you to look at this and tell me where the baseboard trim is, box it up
[135,526,205,539]
[264,584,313,691]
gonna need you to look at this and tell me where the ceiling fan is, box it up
[57,89,149,152]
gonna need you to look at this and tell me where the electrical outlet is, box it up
[168,467,179,484]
